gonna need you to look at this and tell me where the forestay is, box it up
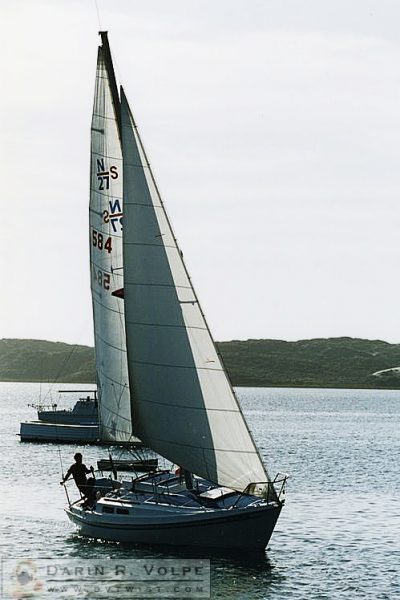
[89,47,132,442]
[121,88,269,490]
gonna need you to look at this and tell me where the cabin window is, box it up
[102,506,114,514]
[116,508,129,515]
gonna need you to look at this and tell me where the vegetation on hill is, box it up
[0,339,95,383]
[217,337,400,388]
[1,337,400,388]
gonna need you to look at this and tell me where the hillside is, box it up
[0,339,95,383]
[217,337,400,388]
[1,337,400,388]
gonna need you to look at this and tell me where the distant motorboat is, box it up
[19,390,142,445]
[19,390,99,443]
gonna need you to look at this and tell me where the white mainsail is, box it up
[121,88,269,491]
[89,47,132,442]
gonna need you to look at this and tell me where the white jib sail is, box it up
[121,88,268,490]
[89,48,132,442]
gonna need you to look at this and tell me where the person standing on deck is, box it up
[60,452,94,496]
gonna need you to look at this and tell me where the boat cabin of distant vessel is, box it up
[35,391,98,425]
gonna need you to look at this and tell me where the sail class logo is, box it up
[102,198,123,232]
[96,158,118,190]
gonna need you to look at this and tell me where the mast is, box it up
[99,31,121,139]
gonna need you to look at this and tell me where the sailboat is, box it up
[65,32,287,550]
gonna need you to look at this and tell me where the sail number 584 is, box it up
[92,229,112,254]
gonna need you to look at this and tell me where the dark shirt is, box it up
[65,463,91,488]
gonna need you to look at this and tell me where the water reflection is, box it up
[64,533,283,599]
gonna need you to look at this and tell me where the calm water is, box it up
[1,383,399,599]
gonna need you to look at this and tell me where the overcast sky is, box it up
[2,0,400,346]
